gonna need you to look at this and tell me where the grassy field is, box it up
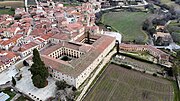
[0,9,14,15]
[101,11,151,43]
[84,64,174,101]
[0,1,24,7]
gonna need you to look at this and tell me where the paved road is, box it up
[101,0,148,11]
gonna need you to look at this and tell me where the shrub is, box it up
[153,73,157,77]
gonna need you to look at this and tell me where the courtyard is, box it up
[0,65,18,85]
[15,66,56,101]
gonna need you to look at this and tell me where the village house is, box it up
[0,34,23,50]
[0,50,20,73]
[2,27,21,38]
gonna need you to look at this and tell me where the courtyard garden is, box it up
[0,88,16,101]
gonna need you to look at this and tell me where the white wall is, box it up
[75,39,115,88]
[50,68,76,86]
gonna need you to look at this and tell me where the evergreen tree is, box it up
[12,77,16,86]
[30,49,49,88]
[55,80,68,90]
[173,51,180,76]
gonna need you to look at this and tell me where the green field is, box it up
[84,64,174,101]
[101,11,152,43]
[0,9,14,15]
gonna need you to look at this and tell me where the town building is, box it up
[37,34,116,88]
[0,50,20,73]
[119,43,170,65]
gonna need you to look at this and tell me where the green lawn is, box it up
[0,9,14,15]
[101,11,152,43]
[1,88,16,101]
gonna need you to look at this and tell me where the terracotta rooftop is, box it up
[0,34,23,46]
[51,33,69,41]
[18,42,38,52]
[0,50,18,64]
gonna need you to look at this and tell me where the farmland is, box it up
[84,64,174,101]
[101,11,152,43]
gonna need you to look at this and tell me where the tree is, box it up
[142,20,150,30]
[12,77,16,86]
[32,75,46,88]
[175,0,180,4]
[30,49,49,88]
[14,14,21,20]
[173,51,180,76]
[55,80,68,90]
[155,37,163,46]
[177,51,180,59]
[145,4,155,13]
[148,27,156,36]
[173,58,180,76]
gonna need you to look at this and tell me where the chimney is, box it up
[87,31,90,44]
[116,40,119,54]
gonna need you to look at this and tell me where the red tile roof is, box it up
[0,34,23,46]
